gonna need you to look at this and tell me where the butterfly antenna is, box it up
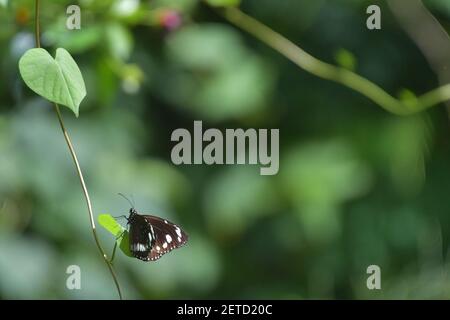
[118,193,134,209]
[130,194,136,208]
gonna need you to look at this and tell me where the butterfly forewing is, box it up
[128,214,154,261]
[128,212,188,262]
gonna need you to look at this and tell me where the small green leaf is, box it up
[98,214,123,236]
[205,0,240,7]
[18,48,86,117]
[118,231,132,257]
[399,89,419,108]
[98,214,132,257]
[334,49,357,71]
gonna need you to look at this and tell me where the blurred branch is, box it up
[34,0,122,299]
[388,0,450,110]
[221,7,450,116]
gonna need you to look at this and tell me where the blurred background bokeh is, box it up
[0,0,450,299]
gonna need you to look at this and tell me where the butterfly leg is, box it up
[109,242,118,265]
[109,230,126,264]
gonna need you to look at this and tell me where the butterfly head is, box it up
[118,193,137,223]
[127,208,138,223]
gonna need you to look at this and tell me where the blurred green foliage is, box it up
[0,0,450,299]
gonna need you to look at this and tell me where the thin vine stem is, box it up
[34,0,40,48]
[53,104,122,299]
[221,7,450,116]
[34,0,122,299]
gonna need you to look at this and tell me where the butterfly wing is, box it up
[128,214,154,261]
[142,215,189,261]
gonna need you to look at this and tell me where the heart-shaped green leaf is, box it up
[98,214,132,257]
[19,48,86,117]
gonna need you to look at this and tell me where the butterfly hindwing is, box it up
[128,211,188,262]
[142,215,188,261]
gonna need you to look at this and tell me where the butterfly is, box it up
[119,194,188,261]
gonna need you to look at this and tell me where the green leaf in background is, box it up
[164,24,274,121]
[205,0,240,7]
[44,26,103,54]
[105,23,133,61]
[18,48,86,117]
[98,214,132,257]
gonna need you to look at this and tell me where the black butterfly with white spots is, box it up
[126,208,188,261]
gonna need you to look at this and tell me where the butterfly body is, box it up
[127,208,188,261]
